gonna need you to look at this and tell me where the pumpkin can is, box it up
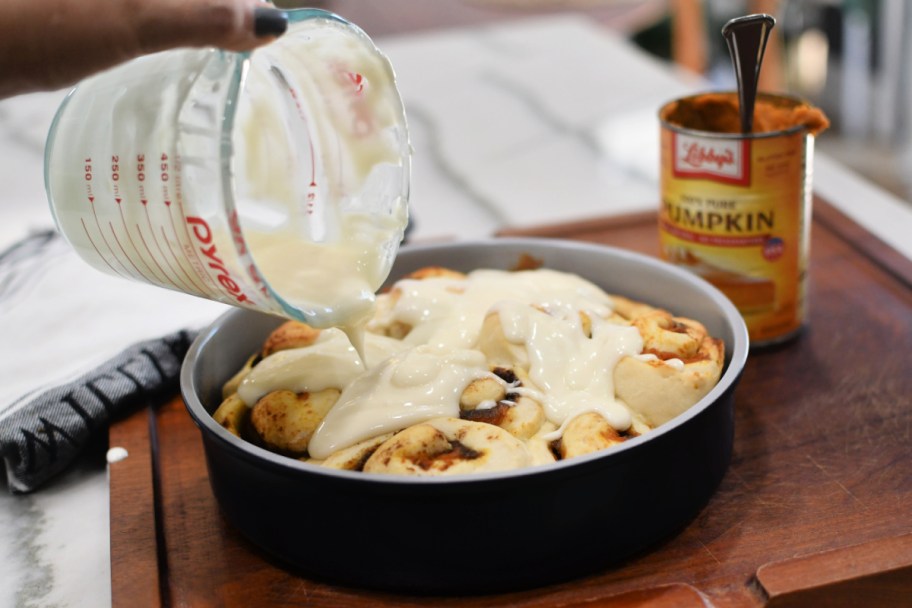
[658,92,829,346]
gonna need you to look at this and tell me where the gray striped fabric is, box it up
[0,329,196,493]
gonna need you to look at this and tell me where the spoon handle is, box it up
[722,14,776,134]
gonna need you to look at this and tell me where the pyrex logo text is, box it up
[186,216,253,304]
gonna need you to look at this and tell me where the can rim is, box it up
[659,91,811,140]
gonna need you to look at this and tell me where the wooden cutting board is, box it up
[109,198,912,607]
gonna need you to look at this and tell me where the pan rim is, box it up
[182,237,749,487]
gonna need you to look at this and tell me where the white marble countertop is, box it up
[1,15,910,608]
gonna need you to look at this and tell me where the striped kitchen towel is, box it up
[0,231,228,493]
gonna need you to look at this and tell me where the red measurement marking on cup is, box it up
[108,222,156,283]
[160,224,209,295]
[133,151,205,295]
[107,152,163,283]
[115,196,166,284]
[135,152,158,282]
[136,153,146,197]
[167,206,216,293]
[82,156,124,276]
[85,157,96,204]
[159,150,211,291]
[126,216,176,287]
[80,217,128,278]
[281,81,318,213]
[82,157,136,279]
[160,152,173,208]
[133,223,190,291]
[95,224,134,278]
[111,154,122,204]
[336,67,372,137]
[142,204,200,295]
[347,72,364,94]
[160,152,222,295]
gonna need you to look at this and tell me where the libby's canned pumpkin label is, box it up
[659,92,829,345]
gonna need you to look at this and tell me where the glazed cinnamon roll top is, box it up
[215,265,726,475]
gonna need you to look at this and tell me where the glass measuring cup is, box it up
[44,9,410,329]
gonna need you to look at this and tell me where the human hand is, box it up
[0,0,288,98]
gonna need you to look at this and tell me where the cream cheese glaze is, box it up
[493,299,642,440]
[237,328,364,405]
[370,268,616,348]
[633,352,685,370]
[241,208,407,354]
[307,346,494,459]
[237,328,411,406]
[301,268,659,459]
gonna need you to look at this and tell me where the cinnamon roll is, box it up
[216,264,726,475]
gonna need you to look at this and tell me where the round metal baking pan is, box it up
[182,238,749,594]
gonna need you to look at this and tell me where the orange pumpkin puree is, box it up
[661,92,829,136]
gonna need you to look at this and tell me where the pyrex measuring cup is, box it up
[44,9,410,328]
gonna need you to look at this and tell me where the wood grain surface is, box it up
[109,198,912,607]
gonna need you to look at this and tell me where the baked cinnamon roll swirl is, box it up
[215,264,726,475]
[261,321,322,357]
[459,367,546,440]
[613,309,724,427]
[312,433,394,471]
[363,417,533,476]
[250,388,340,456]
[220,321,322,399]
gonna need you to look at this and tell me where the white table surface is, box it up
[1,15,910,608]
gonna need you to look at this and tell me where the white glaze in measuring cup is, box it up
[44,9,410,329]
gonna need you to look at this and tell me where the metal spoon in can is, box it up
[722,14,776,133]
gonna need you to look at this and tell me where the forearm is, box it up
[0,0,285,98]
